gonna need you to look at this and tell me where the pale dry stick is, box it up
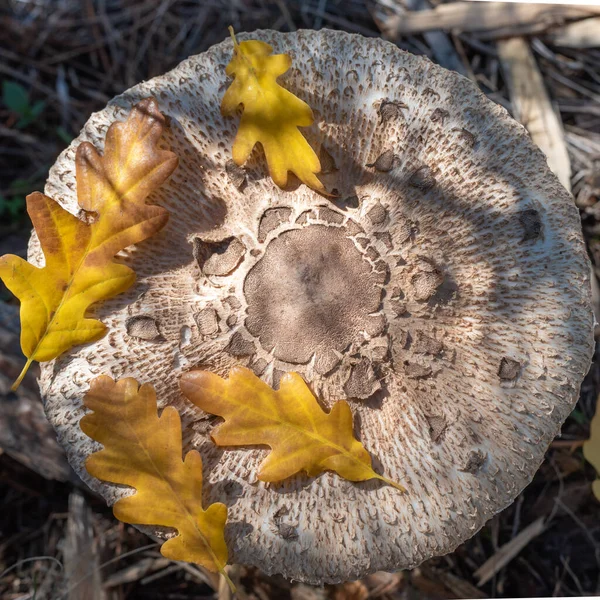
[498,37,571,191]
[405,0,468,75]
[218,565,241,600]
[530,38,583,70]
[140,564,183,585]
[429,568,487,599]
[102,557,169,588]
[474,517,546,586]
[560,556,586,596]
[546,68,600,105]
[371,0,467,74]
[0,557,64,580]
[275,0,297,31]
[553,497,600,555]
[301,6,380,36]
[129,0,174,79]
[313,0,327,29]
[178,561,219,590]
[451,33,476,80]
[382,2,600,37]
[45,5,164,66]
[547,17,600,48]
[57,543,160,600]
[63,491,105,600]
[545,455,566,525]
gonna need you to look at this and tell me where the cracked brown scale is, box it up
[408,165,436,191]
[225,159,247,189]
[451,127,477,149]
[125,316,163,342]
[367,149,397,172]
[426,414,448,443]
[378,99,408,123]
[258,207,293,242]
[499,357,521,381]
[193,308,219,337]
[40,29,594,586]
[367,202,388,225]
[319,145,337,174]
[430,107,449,123]
[518,208,543,242]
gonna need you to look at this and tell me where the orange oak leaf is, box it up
[220,27,324,192]
[80,375,233,588]
[0,98,177,389]
[180,366,405,491]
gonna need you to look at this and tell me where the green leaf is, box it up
[56,126,72,145]
[570,408,587,426]
[2,81,30,113]
[0,193,25,220]
[30,100,46,117]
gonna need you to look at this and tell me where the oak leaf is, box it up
[584,402,600,501]
[0,98,177,389]
[80,375,233,586]
[180,366,405,491]
[220,28,324,192]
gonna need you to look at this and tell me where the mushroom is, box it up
[34,29,593,584]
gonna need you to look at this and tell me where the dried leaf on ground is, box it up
[180,366,405,490]
[0,98,177,389]
[80,375,232,586]
[583,400,600,501]
[220,28,324,192]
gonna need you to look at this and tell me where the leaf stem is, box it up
[228,25,239,49]
[219,567,237,594]
[12,357,33,391]
[375,474,407,493]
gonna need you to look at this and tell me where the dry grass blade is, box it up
[421,564,487,599]
[382,2,600,37]
[498,37,571,191]
[102,557,170,588]
[474,517,546,586]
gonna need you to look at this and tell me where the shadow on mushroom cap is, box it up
[34,29,593,584]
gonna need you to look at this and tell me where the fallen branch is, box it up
[546,17,600,48]
[498,37,571,191]
[474,517,546,586]
[382,2,600,37]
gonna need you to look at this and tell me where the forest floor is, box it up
[1,1,599,599]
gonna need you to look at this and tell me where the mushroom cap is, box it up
[36,29,593,584]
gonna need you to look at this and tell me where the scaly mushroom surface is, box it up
[35,29,593,584]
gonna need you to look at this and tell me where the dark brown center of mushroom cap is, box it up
[243,224,384,364]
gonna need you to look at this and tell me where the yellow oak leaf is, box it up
[180,366,405,491]
[80,375,233,588]
[0,98,177,389]
[220,27,324,192]
[584,402,600,501]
